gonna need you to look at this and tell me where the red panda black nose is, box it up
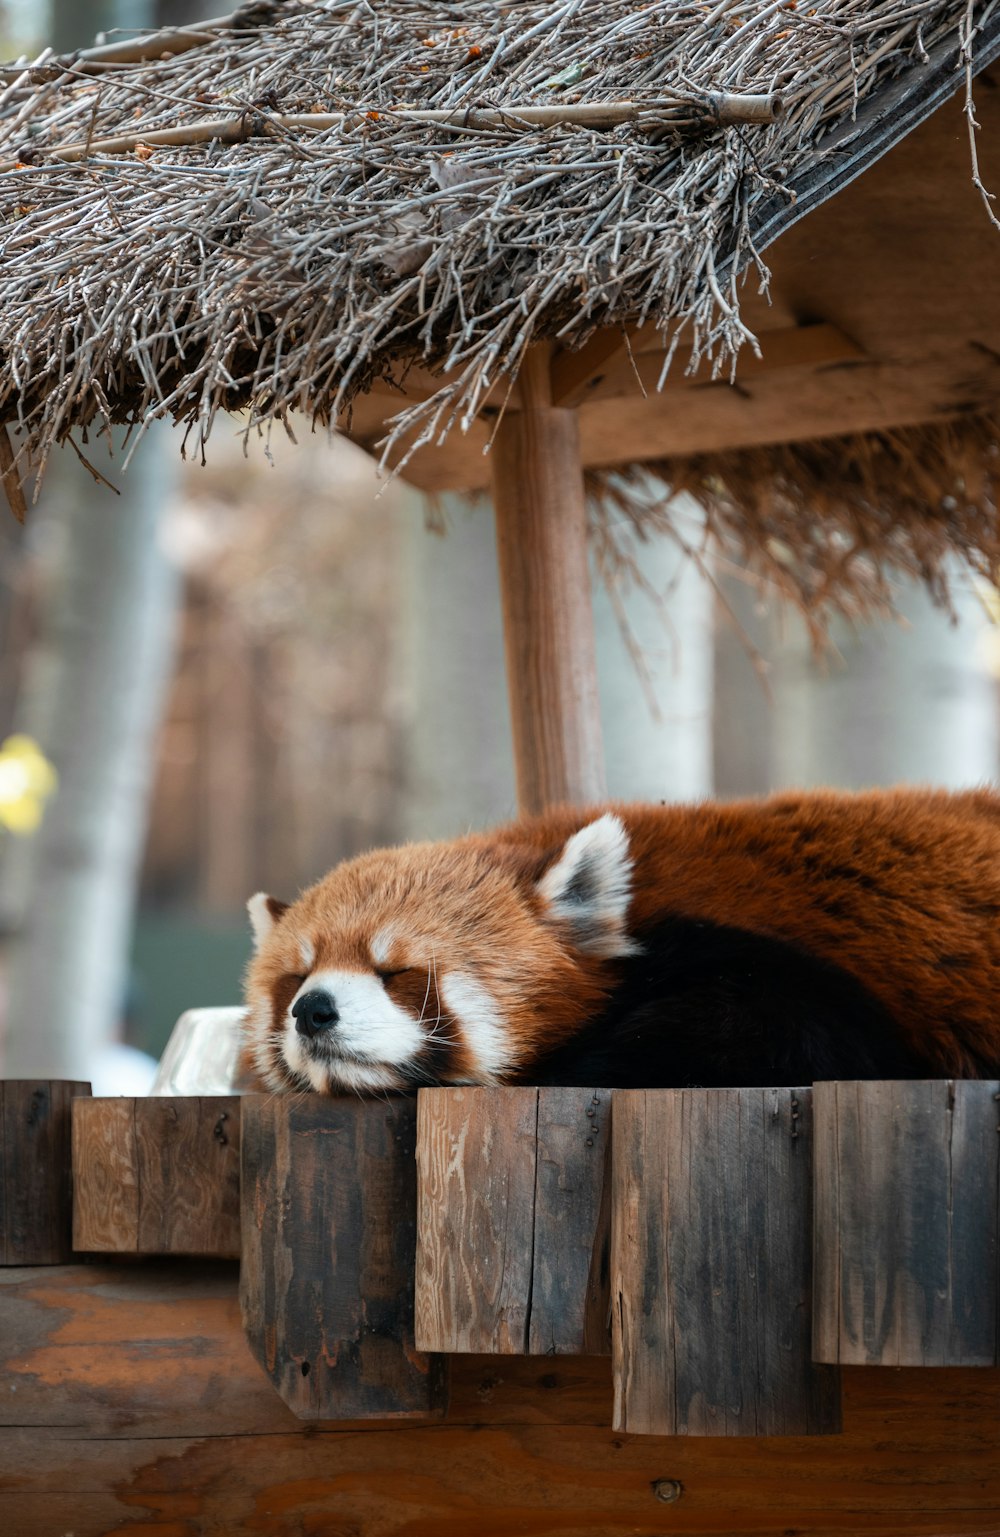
[292,990,339,1039]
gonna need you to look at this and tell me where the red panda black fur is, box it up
[243,786,1000,1094]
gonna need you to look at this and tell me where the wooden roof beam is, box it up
[550,321,864,409]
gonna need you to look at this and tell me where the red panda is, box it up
[242,785,1000,1094]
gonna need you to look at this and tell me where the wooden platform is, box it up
[3,1260,1000,1536]
[5,1078,1000,1532]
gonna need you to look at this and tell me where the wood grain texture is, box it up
[0,1080,89,1264]
[612,1087,840,1437]
[71,1097,138,1253]
[415,1086,538,1354]
[812,1080,1000,1367]
[5,1262,1000,1536]
[529,1087,613,1356]
[415,1087,611,1356]
[550,322,862,409]
[490,362,606,814]
[135,1097,241,1256]
[71,1096,241,1257]
[240,1092,447,1421]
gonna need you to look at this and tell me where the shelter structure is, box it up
[0,0,997,804]
[3,4,1000,1533]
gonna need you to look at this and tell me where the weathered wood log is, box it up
[415,1085,611,1355]
[612,1087,841,1437]
[0,1080,89,1264]
[240,1093,447,1420]
[491,343,606,814]
[812,1079,1000,1367]
[71,1096,241,1257]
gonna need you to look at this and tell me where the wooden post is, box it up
[415,1086,612,1355]
[0,1080,90,1264]
[491,344,606,813]
[612,1087,841,1437]
[72,1096,241,1258]
[240,1093,448,1420]
[813,1080,1000,1366]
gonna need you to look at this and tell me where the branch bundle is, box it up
[0,0,995,621]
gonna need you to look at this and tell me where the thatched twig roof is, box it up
[0,0,998,622]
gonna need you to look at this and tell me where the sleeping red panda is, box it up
[242,785,1000,1094]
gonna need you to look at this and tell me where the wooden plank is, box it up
[134,1097,241,1257]
[240,1093,447,1420]
[612,1087,840,1437]
[812,1080,1000,1367]
[71,1098,138,1254]
[369,348,999,493]
[528,1086,612,1356]
[549,326,634,409]
[561,322,864,408]
[550,322,862,409]
[0,1081,89,1264]
[415,1086,611,1356]
[490,343,606,814]
[415,1086,539,1354]
[71,1096,241,1257]
[6,1262,1000,1535]
[356,321,865,482]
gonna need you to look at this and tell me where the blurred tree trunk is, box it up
[713,570,999,795]
[395,494,516,838]
[1,436,180,1079]
[0,0,180,1079]
[395,492,713,840]
[591,496,713,803]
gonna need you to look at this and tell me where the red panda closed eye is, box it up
[241,785,1000,1094]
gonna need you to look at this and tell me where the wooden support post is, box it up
[72,1096,241,1258]
[491,344,606,813]
[415,1086,612,1355]
[240,1093,447,1420]
[612,1087,841,1437]
[0,1080,89,1264]
[813,1079,1000,1366]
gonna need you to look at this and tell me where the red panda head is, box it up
[243,811,638,1093]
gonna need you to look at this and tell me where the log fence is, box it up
[4,1077,999,1438]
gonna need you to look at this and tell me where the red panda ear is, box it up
[247,892,290,951]
[535,813,640,958]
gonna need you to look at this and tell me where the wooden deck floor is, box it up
[3,1260,1000,1537]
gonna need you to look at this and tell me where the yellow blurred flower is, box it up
[972,578,1000,680]
[0,735,57,834]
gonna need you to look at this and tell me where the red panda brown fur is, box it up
[244,786,1000,1091]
